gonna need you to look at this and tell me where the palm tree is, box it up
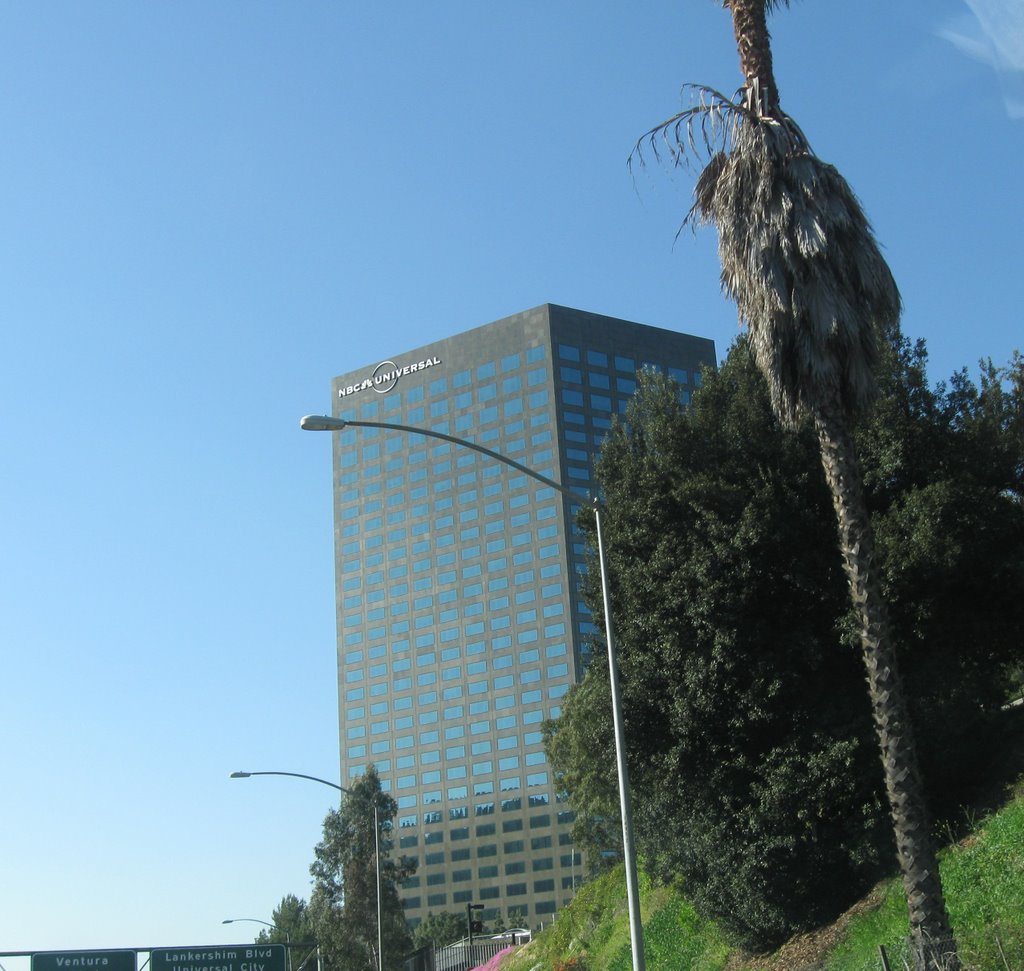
[635,3,960,968]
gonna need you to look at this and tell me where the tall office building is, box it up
[328,304,715,928]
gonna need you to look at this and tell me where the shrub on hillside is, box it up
[550,334,1024,950]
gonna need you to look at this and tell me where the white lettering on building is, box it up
[337,356,443,398]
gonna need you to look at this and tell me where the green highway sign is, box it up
[150,946,286,971]
[32,952,136,971]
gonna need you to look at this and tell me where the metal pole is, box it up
[374,802,383,971]
[229,771,383,971]
[594,501,645,971]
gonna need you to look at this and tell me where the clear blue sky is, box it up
[1,0,1020,959]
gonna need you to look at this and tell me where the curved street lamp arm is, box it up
[301,415,592,507]
[232,766,385,971]
[230,770,347,794]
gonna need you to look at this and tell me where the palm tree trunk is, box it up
[813,396,959,971]
[725,0,781,117]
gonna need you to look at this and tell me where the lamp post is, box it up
[222,917,287,938]
[229,770,383,971]
[300,414,646,971]
[222,920,291,971]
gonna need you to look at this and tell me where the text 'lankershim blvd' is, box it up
[337,356,442,398]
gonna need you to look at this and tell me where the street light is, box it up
[223,917,287,938]
[222,920,290,971]
[230,770,383,971]
[300,414,647,971]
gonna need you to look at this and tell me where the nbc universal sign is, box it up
[337,355,443,398]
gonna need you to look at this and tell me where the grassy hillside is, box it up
[496,785,1024,971]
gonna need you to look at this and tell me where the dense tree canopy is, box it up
[307,768,416,971]
[255,894,313,942]
[255,896,318,971]
[637,0,968,962]
[411,911,468,950]
[547,331,1024,950]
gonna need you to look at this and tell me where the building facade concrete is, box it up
[328,304,716,928]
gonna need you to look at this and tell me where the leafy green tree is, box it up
[562,354,888,949]
[861,336,1024,803]
[633,2,968,965]
[254,895,315,945]
[489,912,507,935]
[550,334,1023,951]
[254,896,319,971]
[411,911,466,950]
[506,905,527,929]
[543,654,622,874]
[308,767,416,971]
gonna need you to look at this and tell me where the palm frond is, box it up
[629,84,810,177]
[629,85,742,174]
[690,114,900,426]
[633,83,898,425]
